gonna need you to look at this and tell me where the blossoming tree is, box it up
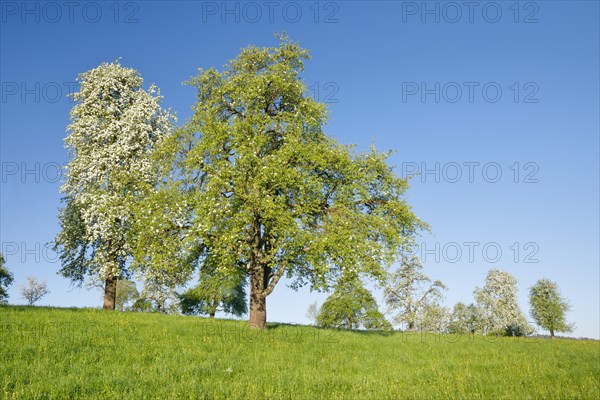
[55,61,175,310]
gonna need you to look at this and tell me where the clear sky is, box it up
[1,1,598,338]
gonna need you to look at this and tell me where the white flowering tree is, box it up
[20,276,50,306]
[384,256,447,331]
[54,61,175,310]
[474,269,532,336]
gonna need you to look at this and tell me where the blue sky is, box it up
[1,1,598,338]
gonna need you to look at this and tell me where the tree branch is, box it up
[261,260,287,298]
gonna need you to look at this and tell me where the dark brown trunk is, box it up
[208,299,217,318]
[550,329,555,338]
[103,276,117,310]
[249,268,267,329]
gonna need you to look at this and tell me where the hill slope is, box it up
[1,306,598,399]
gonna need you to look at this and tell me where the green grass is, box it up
[1,306,598,399]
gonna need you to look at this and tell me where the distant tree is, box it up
[115,280,139,312]
[416,303,449,333]
[448,302,479,334]
[529,278,573,338]
[317,277,392,331]
[305,301,320,326]
[20,276,50,305]
[0,253,14,304]
[474,269,532,336]
[131,298,154,313]
[384,256,447,331]
[54,61,175,310]
[138,269,180,314]
[179,265,247,318]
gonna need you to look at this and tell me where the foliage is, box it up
[448,302,479,334]
[116,280,140,312]
[131,298,154,313]
[384,256,446,331]
[529,278,573,337]
[0,253,13,304]
[317,276,391,331]
[54,61,175,305]
[134,35,425,328]
[138,269,180,314]
[305,301,320,326]
[179,265,247,317]
[415,303,449,333]
[474,269,532,336]
[1,306,598,399]
[20,276,50,306]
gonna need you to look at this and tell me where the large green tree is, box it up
[529,278,573,338]
[0,253,14,304]
[54,61,175,310]
[137,35,425,329]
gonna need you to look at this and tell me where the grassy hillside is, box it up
[1,306,598,399]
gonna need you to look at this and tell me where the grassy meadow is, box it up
[1,306,598,399]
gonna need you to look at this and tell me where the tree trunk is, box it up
[249,268,267,329]
[103,276,117,310]
[550,329,555,338]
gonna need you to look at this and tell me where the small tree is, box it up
[448,302,479,334]
[179,266,247,318]
[138,269,180,314]
[317,277,391,331]
[529,278,573,338]
[0,253,14,304]
[384,256,447,331]
[20,276,50,305]
[416,303,449,333]
[115,280,139,312]
[475,269,531,336]
[305,301,320,326]
[131,298,154,313]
